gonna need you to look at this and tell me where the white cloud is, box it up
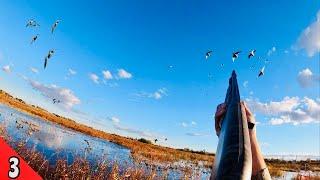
[35,130,65,149]
[267,46,276,56]
[294,10,320,57]
[109,116,120,124]
[2,65,11,73]
[68,68,77,76]
[181,122,188,127]
[135,88,168,100]
[102,70,113,80]
[246,96,320,125]
[30,67,39,74]
[181,121,197,128]
[24,78,81,109]
[89,73,99,84]
[269,116,292,125]
[243,81,249,88]
[117,69,132,79]
[297,68,319,88]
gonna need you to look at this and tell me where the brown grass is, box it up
[266,159,320,172]
[268,167,284,177]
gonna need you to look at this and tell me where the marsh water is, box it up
[0,104,210,179]
[1,104,319,179]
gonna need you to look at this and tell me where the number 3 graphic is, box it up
[8,156,20,179]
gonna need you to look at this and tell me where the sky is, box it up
[0,0,319,156]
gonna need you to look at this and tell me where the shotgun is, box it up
[211,70,252,179]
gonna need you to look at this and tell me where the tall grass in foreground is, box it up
[1,123,318,180]
[0,125,197,179]
[16,145,159,179]
[11,141,197,179]
[268,168,284,177]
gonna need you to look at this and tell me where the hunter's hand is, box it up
[241,101,255,124]
[214,103,226,137]
[214,101,256,137]
[240,101,257,136]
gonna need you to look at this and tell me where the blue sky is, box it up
[0,0,319,156]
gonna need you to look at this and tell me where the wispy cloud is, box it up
[64,68,77,80]
[243,81,249,88]
[102,70,113,80]
[22,76,80,110]
[117,69,132,79]
[135,88,168,100]
[109,117,157,138]
[2,65,11,73]
[108,116,120,124]
[267,46,276,56]
[294,10,320,57]
[297,68,320,88]
[102,80,119,88]
[181,121,197,128]
[113,123,154,137]
[185,132,209,137]
[30,67,39,74]
[68,68,77,76]
[246,96,320,125]
[151,88,167,100]
[181,122,188,127]
[89,73,99,84]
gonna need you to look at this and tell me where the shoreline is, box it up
[0,89,319,172]
[0,90,214,167]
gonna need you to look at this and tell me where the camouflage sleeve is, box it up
[251,168,272,180]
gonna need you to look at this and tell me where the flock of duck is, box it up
[26,19,62,104]
[205,49,265,77]
[26,19,60,69]
[23,19,268,142]
[24,19,267,140]
[15,119,40,136]
[26,18,266,80]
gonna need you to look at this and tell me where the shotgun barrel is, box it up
[211,70,252,179]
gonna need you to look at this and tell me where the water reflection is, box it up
[0,104,133,167]
[0,104,210,179]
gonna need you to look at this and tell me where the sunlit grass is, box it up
[268,167,284,177]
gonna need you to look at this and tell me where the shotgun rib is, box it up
[211,70,252,180]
